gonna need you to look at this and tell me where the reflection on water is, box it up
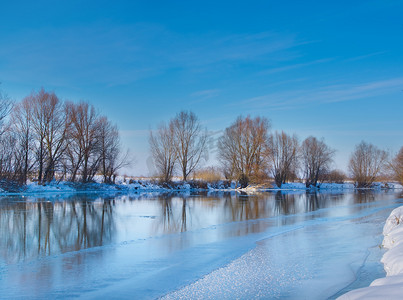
[0,196,115,263]
[0,190,402,264]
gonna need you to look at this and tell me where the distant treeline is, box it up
[149,111,403,188]
[1,87,401,188]
[0,88,128,185]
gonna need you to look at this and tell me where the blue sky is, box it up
[1,0,402,175]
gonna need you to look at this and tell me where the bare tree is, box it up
[349,141,388,188]
[301,136,335,188]
[218,116,270,187]
[10,98,35,184]
[0,131,17,179]
[149,122,177,182]
[267,131,299,188]
[172,111,208,181]
[98,116,130,183]
[389,146,403,185]
[30,88,69,183]
[0,87,130,186]
[65,101,101,183]
[29,90,46,183]
[0,87,13,137]
[0,87,14,179]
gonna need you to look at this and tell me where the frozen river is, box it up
[0,190,402,299]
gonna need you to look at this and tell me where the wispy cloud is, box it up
[344,51,387,62]
[169,32,303,68]
[259,58,334,75]
[264,77,309,88]
[0,24,303,88]
[242,77,403,110]
[189,89,221,104]
[191,89,220,98]
[0,23,169,87]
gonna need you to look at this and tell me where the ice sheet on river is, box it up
[163,217,386,299]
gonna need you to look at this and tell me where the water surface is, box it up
[0,190,402,299]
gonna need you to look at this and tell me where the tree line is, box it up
[150,112,403,188]
[0,88,128,185]
[1,86,400,189]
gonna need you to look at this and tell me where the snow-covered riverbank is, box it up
[338,206,403,299]
[0,177,402,195]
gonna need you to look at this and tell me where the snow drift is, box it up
[338,206,403,299]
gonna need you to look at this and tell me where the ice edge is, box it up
[338,206,403,299]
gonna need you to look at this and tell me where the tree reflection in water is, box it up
[274,191,297,215]
[1,190,402,264]
[354,190,377,203]
[153,190,403,236]
[0,195,115,263]
[157,194,193,234]
[154,191,373,236]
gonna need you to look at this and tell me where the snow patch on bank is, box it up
[276,182,403,191]
[338,206,403,299]
[278,182,355,190]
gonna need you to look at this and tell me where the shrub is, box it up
[319,169,346,184]
[192,167,223,182]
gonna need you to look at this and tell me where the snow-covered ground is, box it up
[338,206,403,299]
[276,182,403,191]
[277,182,355,190]
[15,177,191,194]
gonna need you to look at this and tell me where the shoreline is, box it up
[0,180,401,197]
[338,205,403,299]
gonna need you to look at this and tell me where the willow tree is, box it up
[301,136,334,188]
[149,122,177,182]
[0,87,12,137]
[98,116,129,183]
[29,89,69,183]
[349,141,388,188]
[65,101,101,183]
[267,131,299,188]
[218,116,270,187]
[390,146,403,185]
[10,98,35,184]
[172,111,208,181]
[0,87,13,179]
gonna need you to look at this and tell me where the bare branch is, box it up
[217,115,270,187]
[349,141,388,188]
[301,136,335,188]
